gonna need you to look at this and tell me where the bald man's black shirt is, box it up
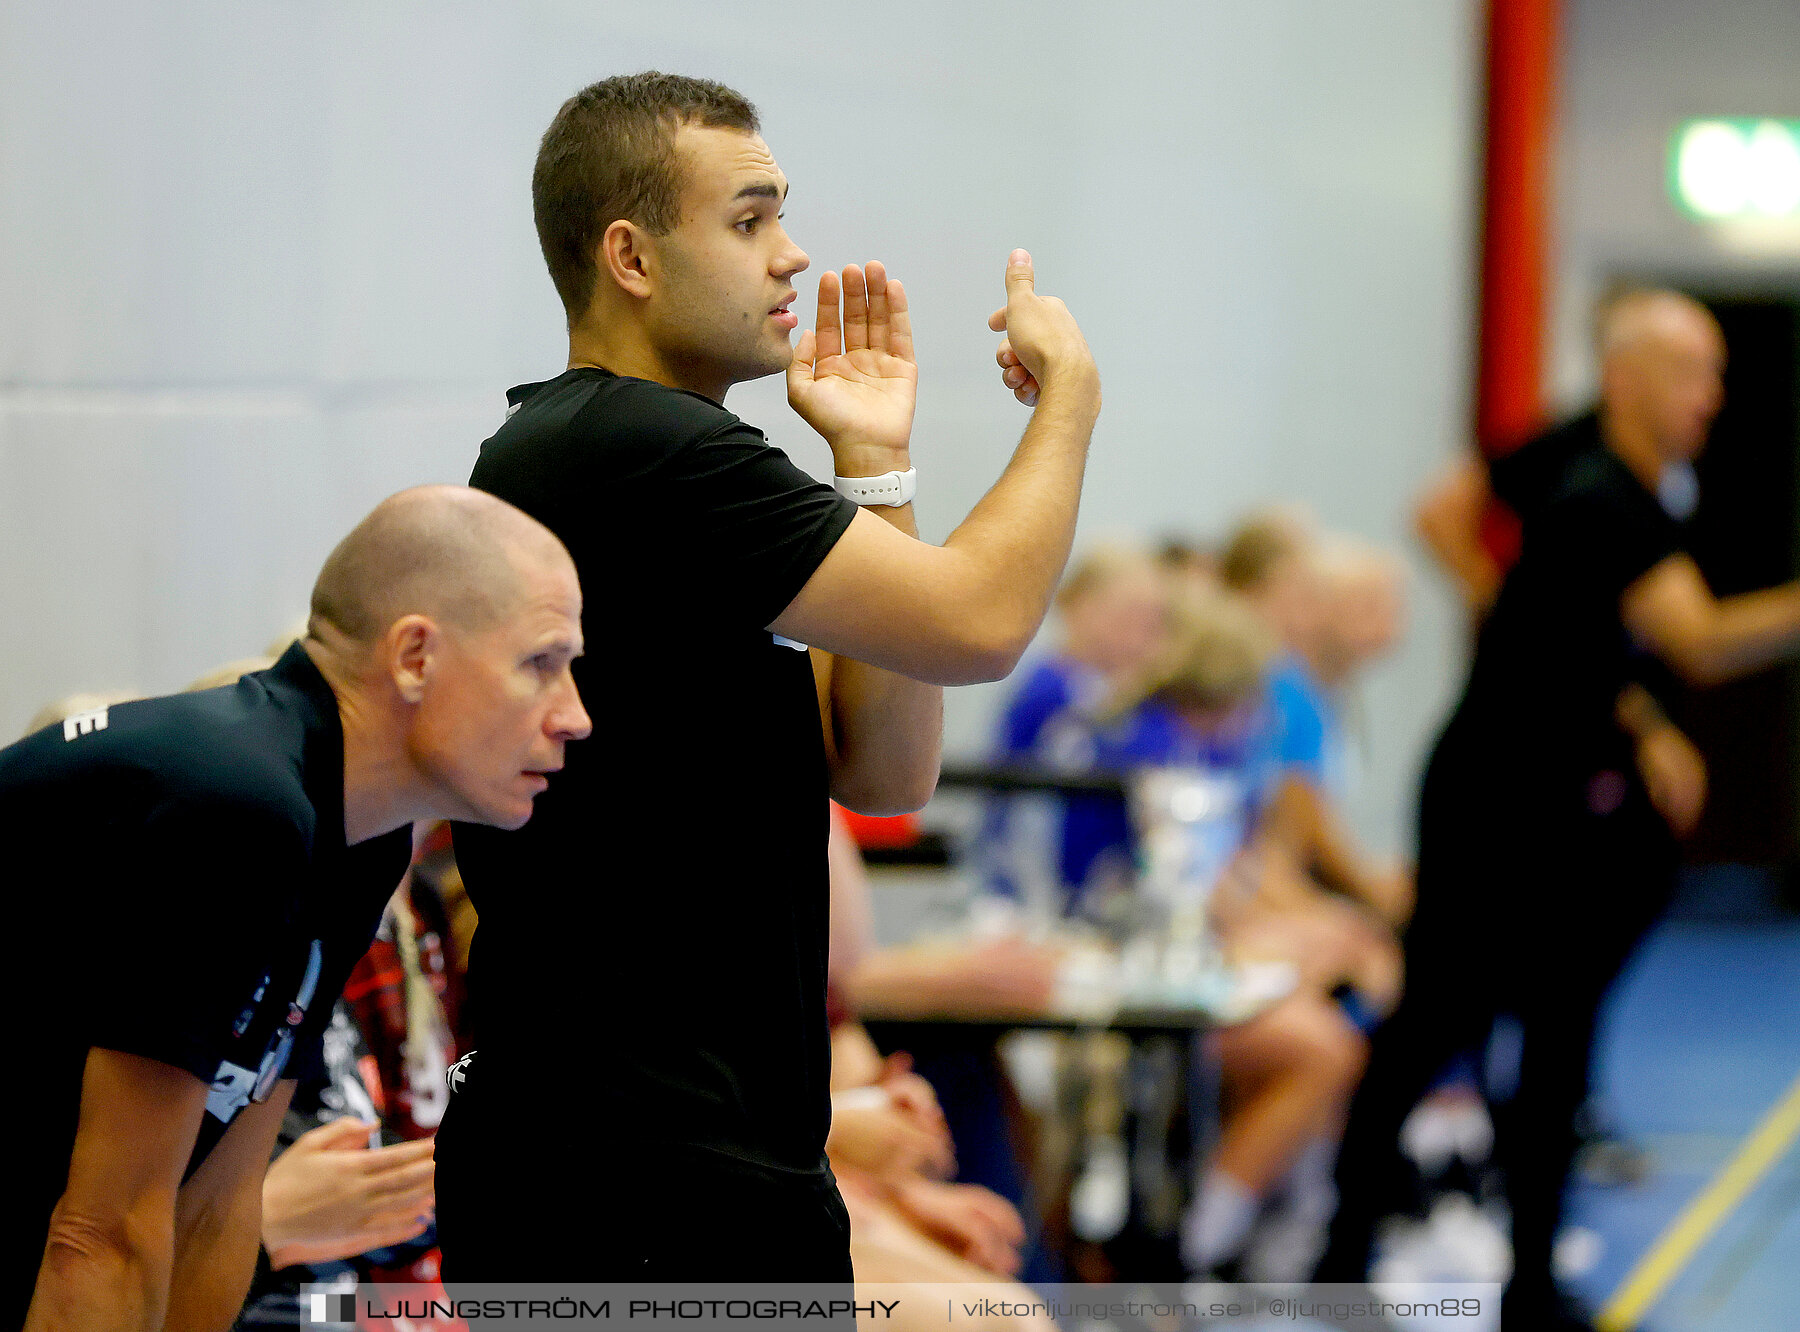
[450,368,858,1276]
[1452,417,1683,786]
[0,645,410,1326]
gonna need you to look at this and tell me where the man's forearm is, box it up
[1614,682,1668,739]
[25,1236,169,1332]
[163,1092,289,1332]
[776,258,1099,687]
[1699,583,1800,682]
[163,1195,261,1332]
[938,370,1101,657]
[827,496,945,813]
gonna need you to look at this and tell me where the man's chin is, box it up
[722,349,795,391]
[760,339,797,374]
[761,328,798,369]
[469,799,534,832]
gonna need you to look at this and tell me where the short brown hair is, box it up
[1218,507,1312,593]
[533,72,760,321]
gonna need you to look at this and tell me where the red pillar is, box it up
[1475,0,1560,561]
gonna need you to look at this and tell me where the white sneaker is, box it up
[1554,1225,1604,1280]
[1070,1133,1130,1242]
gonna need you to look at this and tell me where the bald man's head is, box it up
[1597,288,1726,462]
[1597,289,1718,360]
[308,486,570,652]
[305,486,590,838]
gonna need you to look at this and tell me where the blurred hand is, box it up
[1637,721,1707,838]
[875,1052,946,1133]
[827,1094,955,1181]
[1208,847,1277,930]
[262,1117,435,1269]
[892,1177,1027,1275]
[988,249,1096,407]
[787,261,918,475]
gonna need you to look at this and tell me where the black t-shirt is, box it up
[455,368,857,1178]
[1451,416,1683,778]
[1487,410,1607,523]
[0,645,410,1324]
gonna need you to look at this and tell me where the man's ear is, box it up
[385,615,439,705]
[599,219,656,300]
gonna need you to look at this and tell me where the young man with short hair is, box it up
[7,486,591,1332]
[440,71,1102,1279]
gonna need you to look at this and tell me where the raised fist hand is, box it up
[988,249,1097,407]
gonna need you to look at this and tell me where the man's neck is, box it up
[302,640,419,845]
[338,716,421,845]
[566,324,728,404]
[1599,405,1666,494]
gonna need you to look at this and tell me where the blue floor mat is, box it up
[1566,915,1800,1331]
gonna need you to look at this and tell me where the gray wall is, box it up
[0,0,1481,854]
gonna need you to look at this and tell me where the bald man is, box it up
[1417,288,1728,618]
[1322,293,1800,1328]
[4,486,590,1332]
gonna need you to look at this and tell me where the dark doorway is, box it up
[1659,296,1800,873]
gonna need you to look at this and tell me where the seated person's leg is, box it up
[1184,990,1367,1273]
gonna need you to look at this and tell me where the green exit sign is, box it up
[1671,119,1800,219]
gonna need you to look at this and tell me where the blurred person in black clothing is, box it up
[1319,291,1800,1329]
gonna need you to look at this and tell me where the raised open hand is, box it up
[787,261,918,471]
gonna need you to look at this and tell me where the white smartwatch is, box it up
[833,468,917,507]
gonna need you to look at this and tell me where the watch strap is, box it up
[833,468,917,507]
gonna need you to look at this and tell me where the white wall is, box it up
[0,0,1480,853]
[1552,0,1800,406]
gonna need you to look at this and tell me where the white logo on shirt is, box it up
[206,1061,259,1122]
[62,708,109,742]
[447,1051,475,1094]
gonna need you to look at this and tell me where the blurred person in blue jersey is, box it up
[984,543,1174,915]
[1106,590,1379,1279]
[1220,514,1413,929]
